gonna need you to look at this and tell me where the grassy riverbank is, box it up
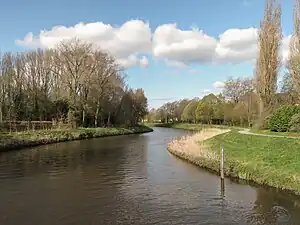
[168,127,300,195]
[0,125,153,152]
[146,122,241,131]
[148,122,300,137]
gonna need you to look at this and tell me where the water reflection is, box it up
[0,128,299,224]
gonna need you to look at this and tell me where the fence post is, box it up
[220,145,224,180]
[220,145,225,197]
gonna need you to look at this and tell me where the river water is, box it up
[0,127,300,225]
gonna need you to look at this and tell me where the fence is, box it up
[0,121,54,132]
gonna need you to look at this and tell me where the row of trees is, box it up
[0,39,148,130]
[148,0,300,129]
[147,76,294,127]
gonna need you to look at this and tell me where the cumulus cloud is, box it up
[16,19,292,68]
[116,55,149,68]
[152,23,217,64]
[213,81,225,89]
[16,20,152,68]
[215,28,258,63]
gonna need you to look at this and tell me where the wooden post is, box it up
[220,145,224,180]
[220,178,225,198]
[220,145,225,198]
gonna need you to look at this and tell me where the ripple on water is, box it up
[0,128,300,225]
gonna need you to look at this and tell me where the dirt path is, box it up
[238,128,298,138]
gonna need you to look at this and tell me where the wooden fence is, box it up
[0,121,54,132]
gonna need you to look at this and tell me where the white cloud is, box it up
[16,20,152,69]
[213,81,225,89]
[202,89,211,94]
[152,23,218,64]
[153,25,291,66]
[140,56,149,68]
[165,59,187,68]
[215,28,258,63]
[16,19,292,68]
[282,35,292,64]
[116,55,149,68]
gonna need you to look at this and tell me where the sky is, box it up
[0,0,295,108]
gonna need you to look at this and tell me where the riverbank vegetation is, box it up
[168,128,300,194]
[146,122,238,131]
[0,38,151,149]
[0,125,152,151]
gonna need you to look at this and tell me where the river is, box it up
[0,127,300,225]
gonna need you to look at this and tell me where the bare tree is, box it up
[91,52,122,127]
[255,0,282,115]
[287,0,300,101]
[0,38,149,131]
[222,77,254,103]
[54,38,93,127]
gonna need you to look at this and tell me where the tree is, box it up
[222,77,254,103]
[287,0,300,101]
[195,101,213,124]
[174,99,190,122]
[280,72,298,104]
[255,0,282,115]
[181,100,198,123]
[0,38,148,132]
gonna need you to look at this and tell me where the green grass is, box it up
[251,129,300,137]
[162,122,300,194]
[205,130,300,194]
[146,122,242,131]
[148,122,300,138]
[0,125,153,151]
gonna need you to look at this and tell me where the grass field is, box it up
[147,122,300,137]
[251,129,300,137]
[166,123,300,194]
[0,125,153,151]
[206,130,300,193]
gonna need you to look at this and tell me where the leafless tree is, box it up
[222,77,254,103]
[0,38,149,131]
[287,0,300,102]
[255,0,282,115]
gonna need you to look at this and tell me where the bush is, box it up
[269,105,300,132]
[289,113,300,132]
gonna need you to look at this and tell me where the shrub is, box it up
[289,113,300,132]
[269,105,300,132]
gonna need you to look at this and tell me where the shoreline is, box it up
[0,125,153,152]
[167,127,300,196]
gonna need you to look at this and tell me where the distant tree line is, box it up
[0,38,148,131]
[147,76,295,128]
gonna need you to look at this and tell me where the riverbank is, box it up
[148,122,300,137]
[146,122,241,131]
[168,128,300,195]
[0,125,153,152]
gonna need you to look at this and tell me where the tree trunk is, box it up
[82,106,86,127]
[107,112,111,127]
[0,105,2,124]
[94,100,100,127]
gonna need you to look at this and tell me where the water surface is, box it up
[0,127,299,225]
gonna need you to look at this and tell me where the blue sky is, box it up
[0,0,295,108]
